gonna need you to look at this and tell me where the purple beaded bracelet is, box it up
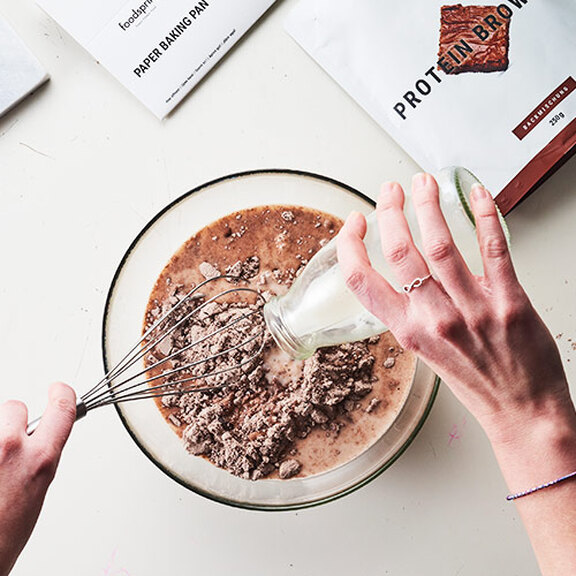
[506,470,576,501]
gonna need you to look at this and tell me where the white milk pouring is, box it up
[264,167,506,359]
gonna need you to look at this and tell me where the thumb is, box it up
[34,382,77,454]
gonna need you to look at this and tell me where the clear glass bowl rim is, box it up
[101,168,440,511]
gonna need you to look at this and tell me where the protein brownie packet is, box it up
[286,0,576,214]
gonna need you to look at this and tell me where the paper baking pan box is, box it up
[37,0,276,119]
[286,0,576,214]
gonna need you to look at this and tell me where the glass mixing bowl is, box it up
[102,169,439,510]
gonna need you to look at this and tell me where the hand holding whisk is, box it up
[26,276,267,435]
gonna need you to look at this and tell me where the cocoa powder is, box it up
[145,276,378,480]
[142,205,413,481]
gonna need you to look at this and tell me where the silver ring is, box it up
[402,273,432,294]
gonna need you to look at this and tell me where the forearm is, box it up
[0,537,22,576]
[486,398,576,575]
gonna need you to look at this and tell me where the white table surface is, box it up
[1,1,575,575]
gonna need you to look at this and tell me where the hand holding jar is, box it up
[336,173,576,576]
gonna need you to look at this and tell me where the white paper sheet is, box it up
[0,15,49,118]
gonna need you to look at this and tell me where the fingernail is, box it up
[381,181,400,194]
[471,183,489,201]
[345,210,360,225]
[343,211,368,240]
[412,172,427,189]
[343,211,360,229]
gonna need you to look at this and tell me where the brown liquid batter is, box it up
[143,205,415,479]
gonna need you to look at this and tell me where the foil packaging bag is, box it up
[286,0,576,214]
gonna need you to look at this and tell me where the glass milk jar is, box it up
[263,167,508,359]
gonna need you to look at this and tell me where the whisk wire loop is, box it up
[86,314,266,409]
[27,276,268,434]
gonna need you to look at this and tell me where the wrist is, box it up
[484,395,576,491]
[478,379,576,447]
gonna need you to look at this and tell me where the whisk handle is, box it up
[26,399,88,436]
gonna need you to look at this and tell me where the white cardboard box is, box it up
[37,0,276,118]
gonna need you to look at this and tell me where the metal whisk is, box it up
[27,276,267,435]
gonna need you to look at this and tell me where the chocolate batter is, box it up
[143,205,415,480]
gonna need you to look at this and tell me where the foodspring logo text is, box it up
[118,0,155,31]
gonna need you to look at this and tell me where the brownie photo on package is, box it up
[438,4,511,74]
